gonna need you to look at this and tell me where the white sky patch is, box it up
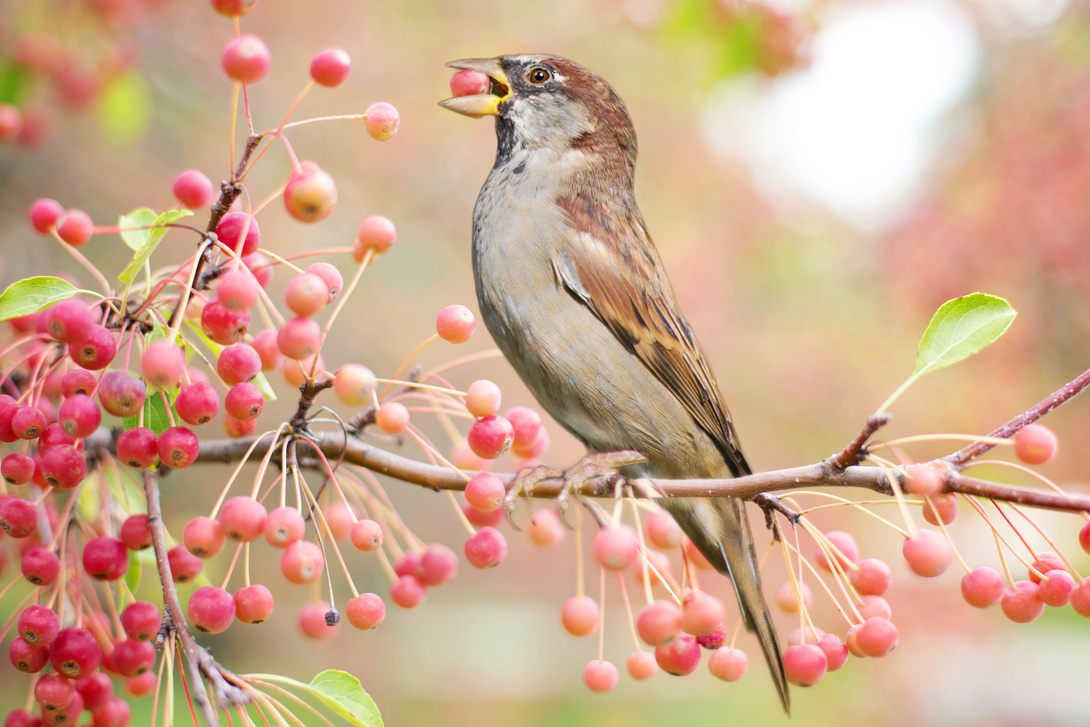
[702,1,980,229]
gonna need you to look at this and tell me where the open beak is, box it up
[439,58,511,118]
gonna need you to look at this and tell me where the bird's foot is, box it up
[555,450,646,527]
[504,464,562,530]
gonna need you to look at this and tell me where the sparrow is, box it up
[440,54,788,711]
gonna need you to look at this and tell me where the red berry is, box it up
[1,497,37,538]
[364,102,399,141]
[345,593,385,630]
[299,601,340,640]
[90,696,131,727]
[50,627,102,678]
[168,544,204,583]
[74,672,113,711]
[29,198,65,234]
[116,427,159,469]
[216,212,261,256]
[21,547,60,586]
[1013,423,1058,465]
[902,529,952,577]
[222,34,271,84]
[219,495,267,542]
[34,672,75,711]
[189,585,236,634]
[58,393,100,438]
[783,643,827,685]
[464,526,507,568]
[310,48,351,87]
[19,604,61,646]
[560,596,599,637]
[82,536,129,580]
[97,371,146,418]
[10,636,50,673]
[11,406,47,439]
[112,637,156,677]
[583,659,619,693]
[277,316,321,360]
[44,298,92,343]
[0,102,21,140]
[61,369,96,397]
[3,452,35,485]
[217,343,261,384]
[234,583,275,624]
[449,69,491,97]
[119,514,152,550]
[467,415,514,459]
[57,209,94,246]
[157,426,199,468]
[654,633,701,675]
[435,304,475,343]
[121,601,160,641]
[173,169,215,209]
[42,444,87,489]
[201,299,250,345]
[176,381,220,426]
[1000,580,1045,623]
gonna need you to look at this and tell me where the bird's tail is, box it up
[661,496,789,713]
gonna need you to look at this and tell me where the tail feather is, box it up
[662,496,789,713]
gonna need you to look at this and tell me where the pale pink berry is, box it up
[592,524,639,571]
[184,516,226,558]
[419,543,458,586]
[216,270,259,311]
[219,496,267,542]
[264,506,306,548]
[390,574,427,608]
[627,651,658,680]
[280,540,324,584]
[775,581,811,613]
[222,34,271,84]
[849,558,893,596]
[645,508,683,550]
[173,169,215,209]
[1000,580,1045,623]
[708,646,747,682]
[682,590,727,636]
[783,643,827,686]
[1039,570,1076,607]
[583,660,619,693]
[355,215,396,258]
[435,304,475,344]
[465,379,502,418]
[817,632,849,671]
[310,48,351,87]
[922,493,958,526]
[283,168,337,224]
[364,102,399,141]
[464,527,507,568]
[815,530,858,573]
[1029,552,1065,583]
[376,402,410,434]
[654,633,701,675]
[345,593,385,630]
[526,509,565,546]
[902,529,953,577]
[855,617,898,657]
[142,341,185,389]
[904,462,945,495]
[350,519,383,552]
[225,382,263,421]
[1070,578,1090,617]
[1014,423,1058,465]
[858,595,892,621]
[217,343,261,384]
[277,316,321,360]
[467,415,514,459]
[961,565,1005,608]
[334,364,376,406]
[305,262,343,304]
[299,601,340,639]
[465,472,506,512]
[636,600,682,647]
[234,583,274,624]
[560,596,599,637]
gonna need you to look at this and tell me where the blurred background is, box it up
[1,0,1089,724]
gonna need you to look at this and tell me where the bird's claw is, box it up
[555,450,646,528]
[504,464,560,530]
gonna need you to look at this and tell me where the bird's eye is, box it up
[526,66,552,85]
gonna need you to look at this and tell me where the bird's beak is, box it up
[439,58,511,118]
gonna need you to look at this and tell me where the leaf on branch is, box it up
[307,670,384,727]
[118,208,192,284]
[0,276,91,321]
[878,293,1016,413]
[123,390,177,436]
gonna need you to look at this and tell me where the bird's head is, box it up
[440,54,636,167]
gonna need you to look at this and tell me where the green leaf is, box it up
[119,208,193,285]
[0,276,88,321]
[877,293,1016,412]
[119,208,158,253]
[912,293,1017,375]
[307,671,383,727]
[123,389,177,436]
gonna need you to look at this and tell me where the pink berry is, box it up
[252,328,282,370]
[462,499,504,529]
[44,298,93,343]
[310,47,351,87]
[168,544,203,583]
[419,543,458,586]
[141,341,185,389]
[583,659,619,693]
[817,632,849,671]
[19,604,61,646]
[526,508,565,546]
[21,547,60,586]
[0,102,21,141]
[38,422,77,453]
[784,643,827,686]
[436,304,475,343]
[112,637,156,677]
[904,462,946,495]
[98,371,147,418]
[57,209,94,246]
[264,506,306,548]
[364,101,399,141]
[345,593,386,630]
[349,518,383,552]
[464,379,502,418]
[1013,423,1058,465]
[855,616,898,657]
[220,496,267,542]
[283,167,337,224]
[3,452,35,485]
[465,472,506,512]
[216,269,259,311]
[636,600,682,647]
[11,406,47,440]
[50,627,102,678]
[1039,570,1076,607]
[467,415,514,459]
[216,212,261,257]
[850,558,893,596]
[189,585,236,634]
[333,364,376,406]
[590,524,639,571]
[815,530,859,573]
[1,497,38,538]
[82,536,129,580]
[922,493,958,526]
[58,393,100,438]
[1079,521,1090,556]
[184,516,226,558]
[654,633,701,675]
[375,401,410,434]
[74,672,113,711]
[464,526,507,568]
[902,529,952,577]
[682,590,727,636]
[285,272,331,316]
[224,381,263,421]
[708,646,747,681]
[201,299,250,344]
[29,198,64,234]
[305,262,343,304]
[10,637,50,673]
[277,316,322,360]
[281,540,324,584]
[244,251,274,288]
[234,583,275,624]
[449,68,491,97]
[1029,552,1065,583]
[116,427,159,469]
[61,369,96,397]
[119,514,152,550]
[222,33,271,84]
[217,343,261,385]
[299,601,340,640]
[627,651,658,680]
[210,0,258,17]
[1070,578,1090,617]
[121,601,160,641]
[560,596,599,637]
[34,672,75,711]
[69,324,117,370]
[157,426,199,468]
[173,169,215,209]
[645,508,683,550]
[775,581,811,613]
[390,574,427,608]
[355,215,396,257]
[1000,580,1045,623]
[858,594,892,621]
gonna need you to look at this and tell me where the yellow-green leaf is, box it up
[119,208,193,285]
[0,277,90,321]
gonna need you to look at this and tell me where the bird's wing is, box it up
[552,194,750,477]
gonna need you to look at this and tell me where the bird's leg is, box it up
[752,492,800,541]
[555,450,646,527]
[505,464,562,529]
